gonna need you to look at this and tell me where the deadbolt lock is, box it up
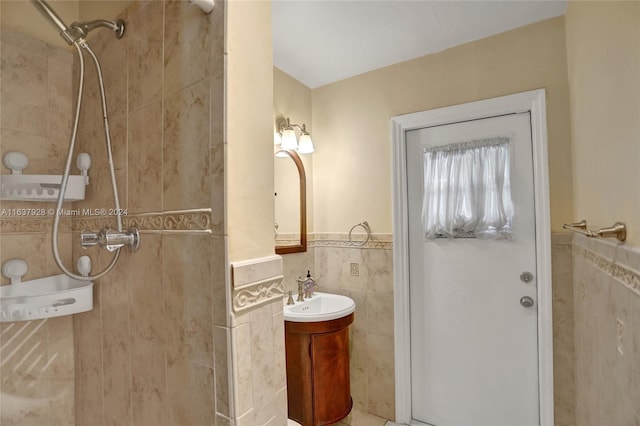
[520,272,534,283]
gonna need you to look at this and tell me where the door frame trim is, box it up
[391,89,553,425]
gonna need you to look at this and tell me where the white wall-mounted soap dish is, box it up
[0,151,90,202]
[0,258,93,322]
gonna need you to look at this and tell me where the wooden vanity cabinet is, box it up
[285,313,354,426]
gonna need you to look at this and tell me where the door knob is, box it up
[520,296,535,308]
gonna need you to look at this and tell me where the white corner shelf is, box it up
[0,273,93,322]
[0,174,87,202]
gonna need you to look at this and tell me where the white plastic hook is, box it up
[189,0,214,13]
[2,259,28,285]
[77,256,92,277]
[3,152,29,175]
[76,153,91,185]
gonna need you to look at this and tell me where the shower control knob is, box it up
[520,271,534,283]
[520,296,535,308]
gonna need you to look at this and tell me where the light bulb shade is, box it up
[274,130,282,146]
[297,134,314,154]
[281,128,298,150]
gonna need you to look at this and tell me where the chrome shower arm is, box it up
[71,19,125,40]
[30,0,125,45]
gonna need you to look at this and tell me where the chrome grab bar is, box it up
[563,220,626,242]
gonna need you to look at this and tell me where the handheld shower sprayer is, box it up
[30,0,135,282]
[30,0,125,45]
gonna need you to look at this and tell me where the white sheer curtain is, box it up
[422,137,514,240]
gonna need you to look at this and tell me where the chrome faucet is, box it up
[296,277,305,302]
[80,227,140,252]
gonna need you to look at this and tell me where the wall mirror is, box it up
[274,149,307,254]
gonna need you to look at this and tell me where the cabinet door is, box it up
[311,328,352,425]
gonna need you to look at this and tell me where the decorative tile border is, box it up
[232,276,284,314]
[0,209,213,234]
[309,233,394,250]
[0,217,72,234]
[126,209,213,233]
[231,255,284,314]
[72,208,214,234]
[573,236,640,297]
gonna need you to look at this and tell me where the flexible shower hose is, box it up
[51,40,123,281]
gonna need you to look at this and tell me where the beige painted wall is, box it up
[565,2,640,424]
[312,16,573,234]
[565,0,640,247]
[1,0,78,48]
[226,0,275,262]
[273,67,314,234]
[1,0,129,49]
[78,0,128,22]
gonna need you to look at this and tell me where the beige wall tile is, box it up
[163,0,211,96]
[214,325,231,417]
[127,0,163,112]
[101,255,132,426]
[166,350,215,425]
[0,29,77,426]
[1,233,63,285]
[163,78,211,211]
[163,234,214,366]
[130,339,167,426]
[249,301,286,414]
[0,129,47,174]
[127,234,165,343]
[47,46,73,141]
[366,291,393,337]
[551,235,575,426]
[73,307,104,426]
[211,235,228,327]
[573,235,640,425]
[0,37,47,135]
[366,333,394,420]
[349,328,368,411]
[128,100,163,213]
[48,378,75,426]
[0,319,49,382]
[47,315,75,380]
[234,322,254,417]
[208,141,224,233]
[90,30,128,120]
[0,377,50,425]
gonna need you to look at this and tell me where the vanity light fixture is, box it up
[275,117,315,154]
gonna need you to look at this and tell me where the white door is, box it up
[406,113,539,426]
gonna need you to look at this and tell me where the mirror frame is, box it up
[275,149,307,254]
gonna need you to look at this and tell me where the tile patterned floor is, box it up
[336,409,390,426]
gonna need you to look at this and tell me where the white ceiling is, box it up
[272,0,568,89]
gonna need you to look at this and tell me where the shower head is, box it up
[30,0,125,45]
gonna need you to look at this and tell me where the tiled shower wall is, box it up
[573,234,640,425]
[282,233,576,424]
[0,29,76,425]
[69,1,228,425]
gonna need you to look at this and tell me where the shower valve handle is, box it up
[80,227,140,252]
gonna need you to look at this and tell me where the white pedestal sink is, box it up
[284,292,355,322]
